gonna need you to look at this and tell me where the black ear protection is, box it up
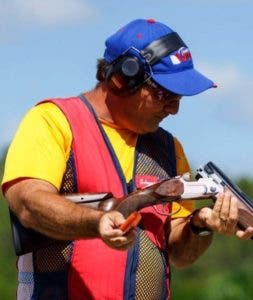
[105,32,187,94]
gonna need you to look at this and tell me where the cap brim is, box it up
[152,68,215,96]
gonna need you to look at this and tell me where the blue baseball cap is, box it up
[104,19,216,96]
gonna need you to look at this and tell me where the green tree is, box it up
[171,176,253,300]
[0,149,17,299]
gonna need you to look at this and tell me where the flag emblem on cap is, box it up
[170,47,192,65]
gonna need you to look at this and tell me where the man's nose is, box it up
[163,101,180,115]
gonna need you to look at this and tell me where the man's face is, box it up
[110,81,182,134]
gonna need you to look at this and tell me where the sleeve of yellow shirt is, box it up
[171,137,195,218]
[1,102,72,191]
[2,102,195,218]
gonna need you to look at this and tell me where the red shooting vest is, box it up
[38,95,177,300]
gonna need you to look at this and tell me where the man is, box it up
[2,18,253,300]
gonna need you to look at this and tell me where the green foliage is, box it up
[171,177,253,300]
[0,197,17,299]
[171,234,253,300]
[0,150,17,299]
[237,177,253,198]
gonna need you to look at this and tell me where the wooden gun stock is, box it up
[237,199,253,229]
[9,179,183,255]
[9,166,253,255]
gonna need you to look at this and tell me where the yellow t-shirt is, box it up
[2,102,194,217]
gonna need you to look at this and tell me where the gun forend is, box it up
[197,161,253,230]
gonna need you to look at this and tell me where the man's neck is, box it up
[83,84,114,124]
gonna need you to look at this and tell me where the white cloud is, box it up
[15,0,96,25]
[0,0,97,27]
[0,0,98,44]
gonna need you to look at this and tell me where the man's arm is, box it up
[168,217,213,269]
[4,178,136,250]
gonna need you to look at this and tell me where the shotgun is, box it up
[9,161,253,255]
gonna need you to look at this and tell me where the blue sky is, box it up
[0,0,253,177]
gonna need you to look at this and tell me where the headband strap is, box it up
[141,32,187,65]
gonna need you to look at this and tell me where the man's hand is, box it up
[192,190,253,240]
[99,211,137,250]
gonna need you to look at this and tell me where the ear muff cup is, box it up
[105,55,146,94]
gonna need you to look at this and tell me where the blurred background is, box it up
[0,0,252,299]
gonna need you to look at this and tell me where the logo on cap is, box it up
[170,47,192,65]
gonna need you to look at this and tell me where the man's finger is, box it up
[212,193,224,216]
[219,191,231,221]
